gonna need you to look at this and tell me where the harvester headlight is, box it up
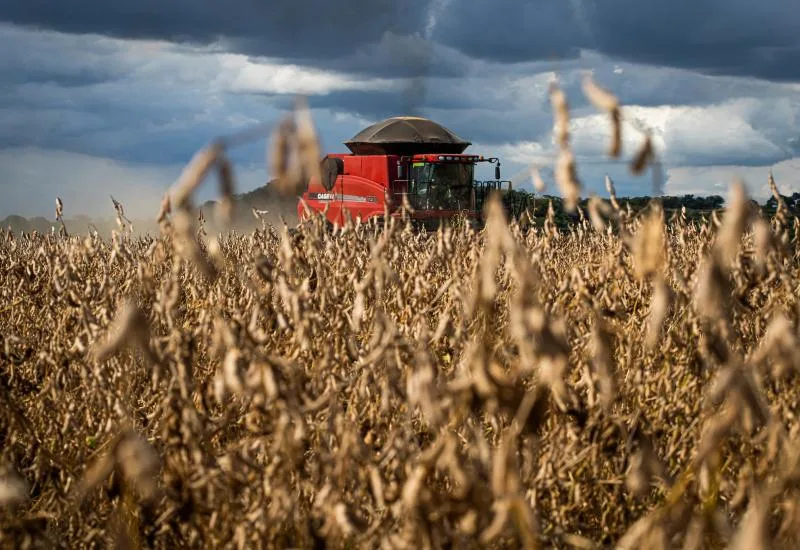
[438,155,445,160]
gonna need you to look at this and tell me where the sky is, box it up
[1,0,800,219]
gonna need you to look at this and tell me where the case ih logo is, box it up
[309,193,377,203]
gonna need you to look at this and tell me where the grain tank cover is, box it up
[344,116,471,156]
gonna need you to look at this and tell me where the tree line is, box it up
[501,190,797,230]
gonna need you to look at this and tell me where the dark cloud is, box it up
[586,69,771,109]
[429,109,551,146]
[310,32,469,79]
[587,0,800,81]
[0,114,209,164]
[4,0,800,85]
[434,0,800,82]
[0,69,119,88]
[434,0,589,63]
[0,0,431,72]
[279,87,478,120]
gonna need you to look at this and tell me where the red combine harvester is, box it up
[297,116,512,230]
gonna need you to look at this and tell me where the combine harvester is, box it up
[296,116,528,230]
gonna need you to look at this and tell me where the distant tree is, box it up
[764,193,798,212]
[2,215,32,233]
[707,195,724,209]
[29,217,53,234]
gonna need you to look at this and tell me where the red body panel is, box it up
[298,154,393,226]
[297,153,482,227]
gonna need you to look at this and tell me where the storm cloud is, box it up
[5,0,800,81]
[434,0,800,82]
[0,0,428,64]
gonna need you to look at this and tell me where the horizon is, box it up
[2,188,791,231]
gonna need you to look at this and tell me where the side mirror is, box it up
[495,163,501,181]
[397,163,405,180]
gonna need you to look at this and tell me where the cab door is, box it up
[409,161,431,210]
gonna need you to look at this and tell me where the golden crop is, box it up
[3,79,800,549]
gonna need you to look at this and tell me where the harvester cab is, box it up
[297,116,514,230]
[399,153,504,217]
